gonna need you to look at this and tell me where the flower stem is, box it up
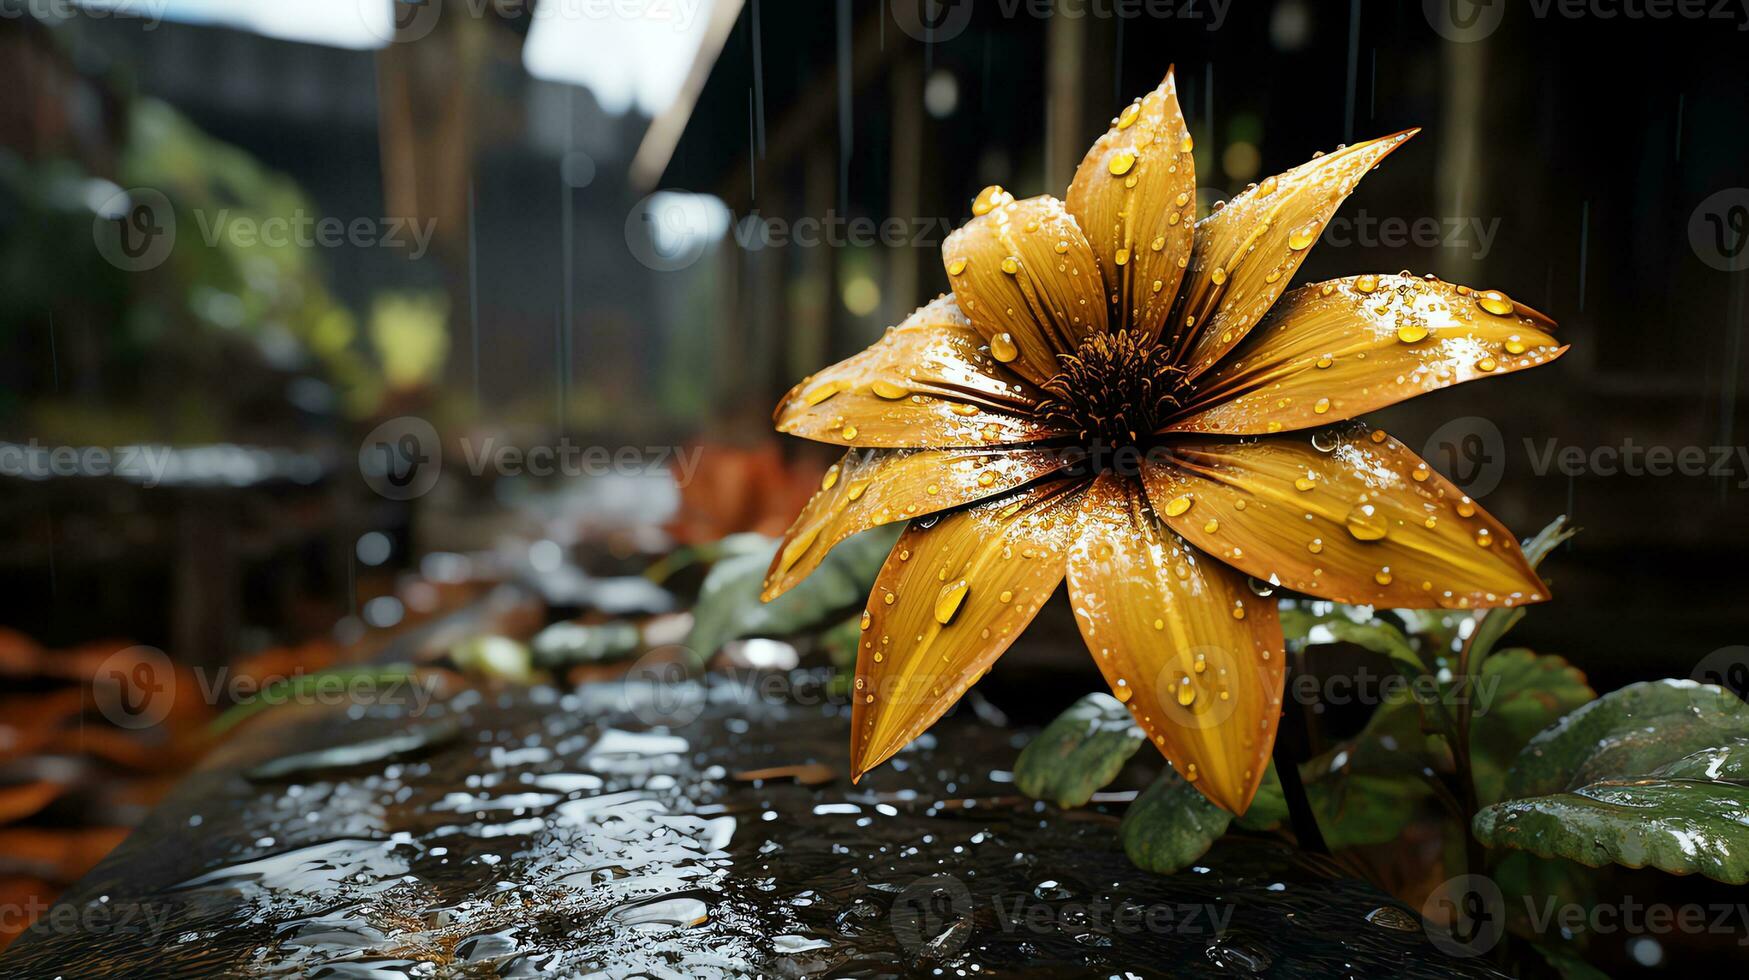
[1274,651,1328,855]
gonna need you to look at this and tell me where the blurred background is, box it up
[1,0,1746,958]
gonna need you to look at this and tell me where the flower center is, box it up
[1038,330,1187,449]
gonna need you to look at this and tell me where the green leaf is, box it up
[1280,601,1425,673]
[1504,679,1749,799]
[209,666,423,734]
[1306,773,1427,848]
[1468,649,1594,805]
[1015,693,1146,808]
[1120,767,1232,874]
[1233,764,1288,831]
[686,524,902,658]
[1474,680,1749,882]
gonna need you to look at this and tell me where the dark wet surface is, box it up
[3,673,1503,978]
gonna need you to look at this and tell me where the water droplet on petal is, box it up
[1477,290,1514,316]
[934,579,970,624]
[1345,503,1389,541]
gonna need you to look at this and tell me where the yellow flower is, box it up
[763,69,1565,813]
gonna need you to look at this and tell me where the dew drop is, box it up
[1345,503,1389,541]
[1477,290,1514,316]
[934,579,970,624]
[990,332,1019,363]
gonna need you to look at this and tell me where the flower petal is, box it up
[1065,68,1196,343]
[1167,275,1564,435]
[773,294,1064,448]
[1140,426,1549,610]
[851,477,1086,781]
[762,445,1080,602]
[941,194,1109,385]
[1065,473,1283,813]
[1165,131,1418,375]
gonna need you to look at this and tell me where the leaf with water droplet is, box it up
[1014,693,1146,808]
[1120,765,1234,874]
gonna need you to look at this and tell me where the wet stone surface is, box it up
[4,673,1502,978]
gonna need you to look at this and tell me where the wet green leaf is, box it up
[1280,601,1424,673]
[1503,679,1749,799]
[1468,649,1594,805]
[1306,773,1426,848]
[687,524,901,658]
[1015,693,1145,808]
[1474,680,1749,882]
[210,665,424,734]
[1120,767,1232,874]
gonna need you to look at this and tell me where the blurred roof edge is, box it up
[628,0,744,193]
